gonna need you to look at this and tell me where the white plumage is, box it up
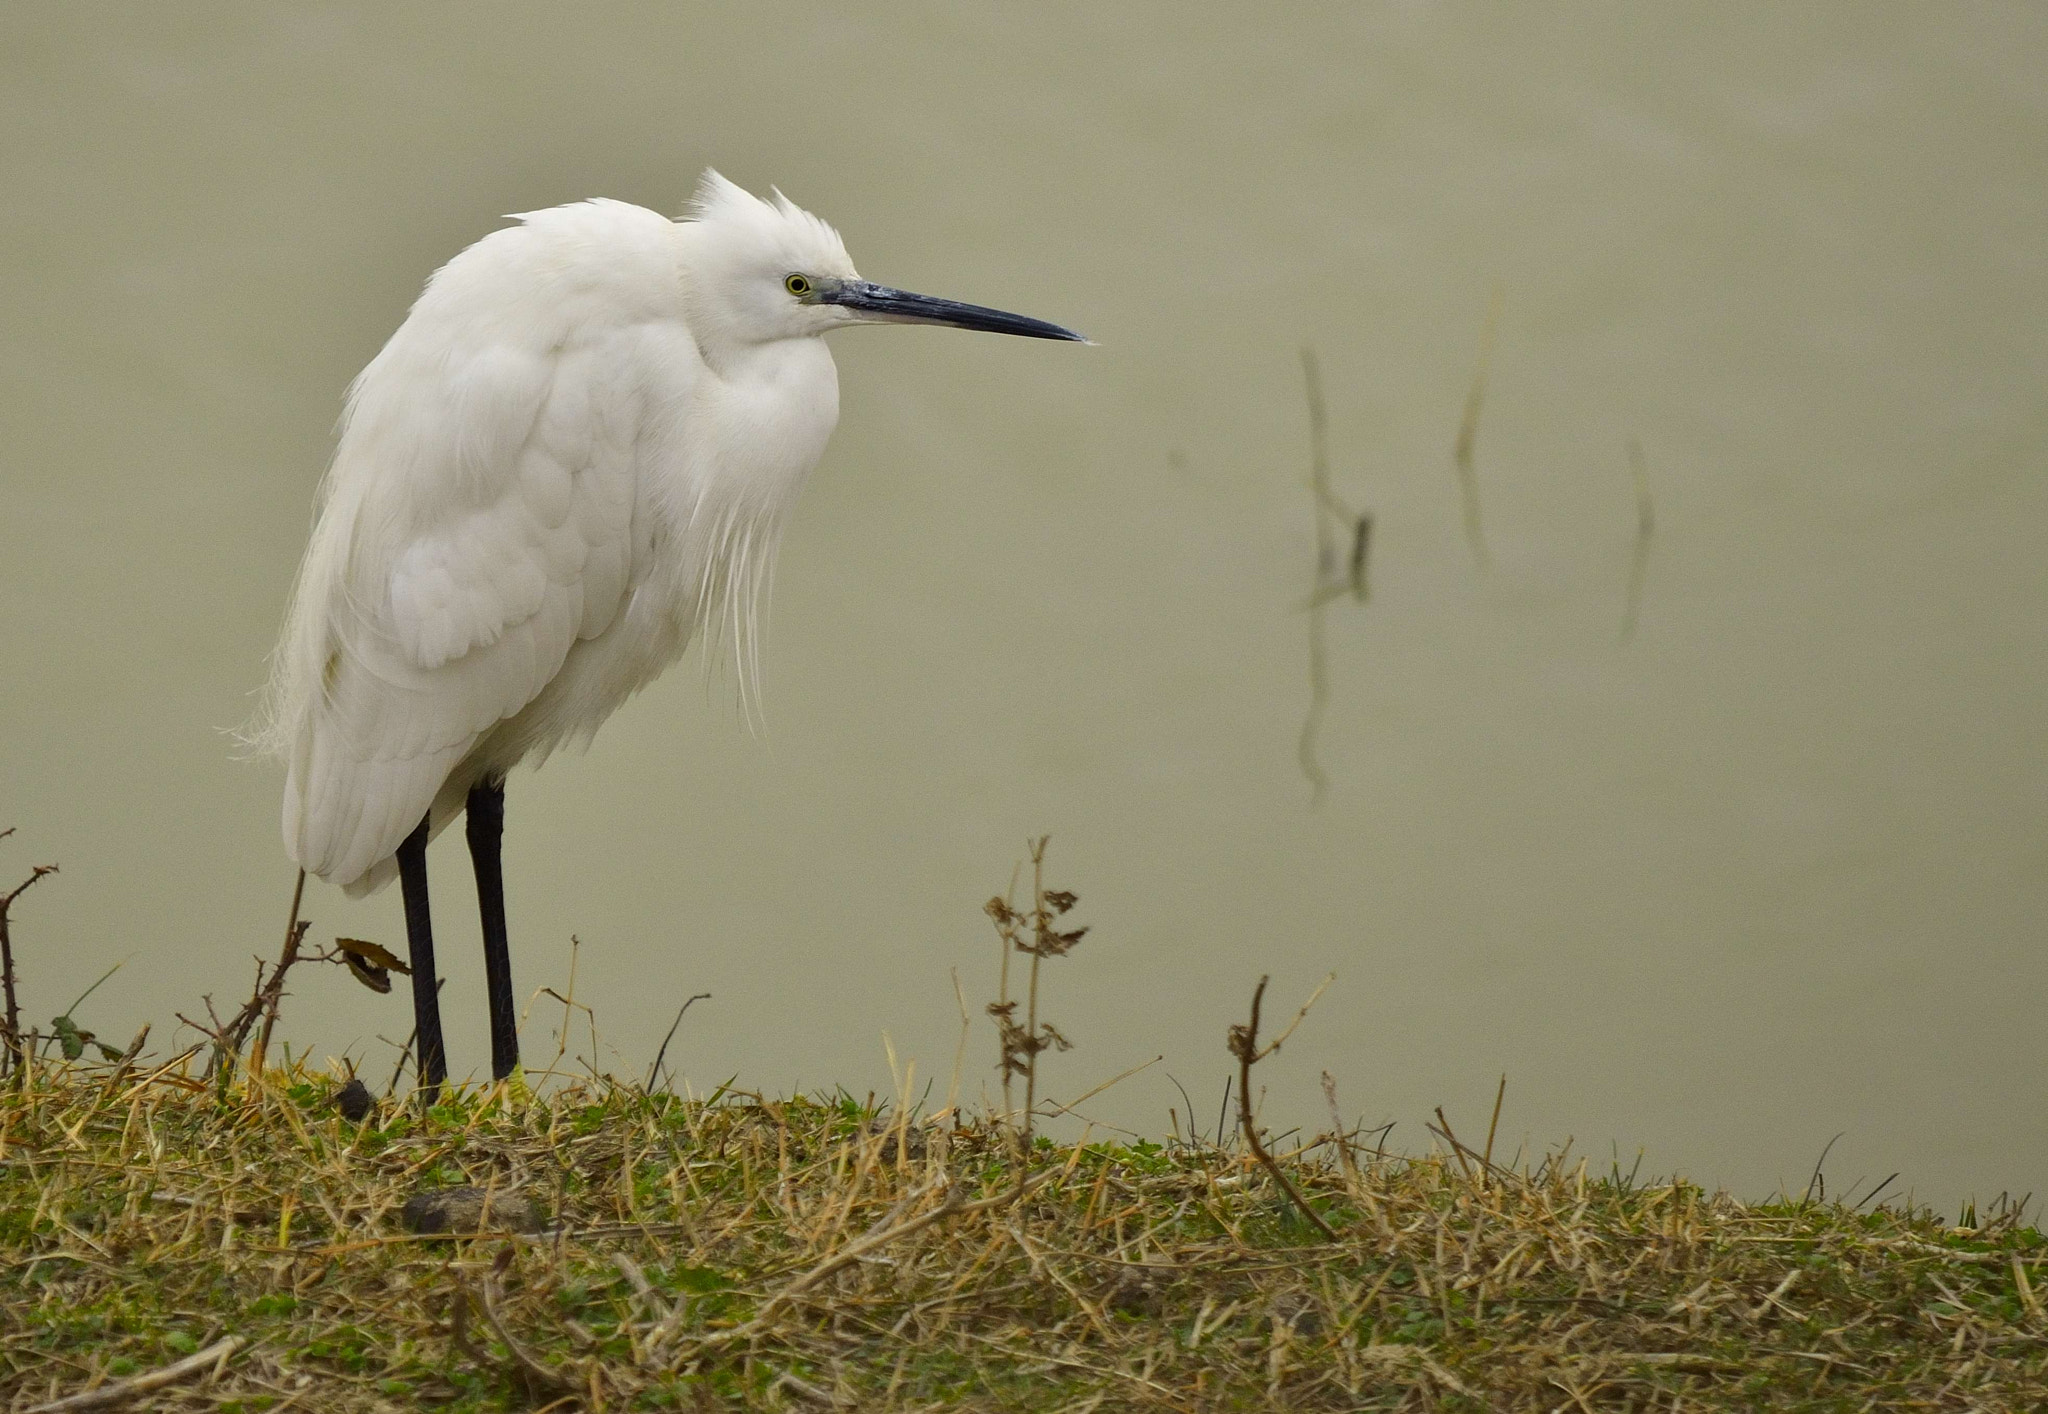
[262,176,856,893]
[253,170,1081,1089]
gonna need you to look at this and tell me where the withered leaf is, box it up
[336,937,409,995]
[335,937,410,974]
[342,957,391,993]
[345,959,392,992]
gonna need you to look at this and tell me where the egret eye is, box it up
[784,273,812,298]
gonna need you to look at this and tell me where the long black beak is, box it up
[821,280,1086,342]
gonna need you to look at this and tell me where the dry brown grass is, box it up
[1,1051,2043,1412]
[2,838,2042,1409]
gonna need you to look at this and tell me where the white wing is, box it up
[263,200,698,891]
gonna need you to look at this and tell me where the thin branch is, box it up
[1226,976,1337,1241]
[645,992,712,1093]
[384,1027,418,1100]
[984,838,1083,1165]
[1022,840,1047,1157]
[0,832,59,1081]
[247,867,311,1079]
[1263,972,1334,1054]
[942,966,971,1123]
[1432,1106,1478,1185]
[529,935,593,1077]
[1035,1053,1164,1122]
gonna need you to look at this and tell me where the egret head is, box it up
[679,171,1085,350]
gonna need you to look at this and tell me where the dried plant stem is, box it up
[943,966,970,1122]
[0,830,58,1081]
[985,838,1084,1168]
[1,836,2026,1408]
[1434,1107,1481,1188]
[994,861,1019,1129]
[25,1335,243,1412]
[246,868,309,1080]
[645,991,712,1092]
[1482,1073,1508,1175]
[1227,976,1337,1241]
[4,1059,2039,1407]
[1021,840,1047,1155]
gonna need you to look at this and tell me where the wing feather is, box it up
[264,200,690,889]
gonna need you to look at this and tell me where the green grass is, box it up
[0,1058,2042,1411]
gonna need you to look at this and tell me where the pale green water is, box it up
[3,5,2043,1210]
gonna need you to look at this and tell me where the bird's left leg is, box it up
[466,777,519,1081]
[396,814,447,1102]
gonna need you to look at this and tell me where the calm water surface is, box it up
[3,5,2043,1210]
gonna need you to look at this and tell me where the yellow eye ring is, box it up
[784,273,812,297]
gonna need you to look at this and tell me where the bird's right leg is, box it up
[465,778,519,1082]
[396,813,448,1102]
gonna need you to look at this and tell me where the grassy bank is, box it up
[1,1058,2042,1412]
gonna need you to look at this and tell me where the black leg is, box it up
[467,778,519,1081]
[396,812,447,1102]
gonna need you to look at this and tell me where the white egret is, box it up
[256,172,1084,1097]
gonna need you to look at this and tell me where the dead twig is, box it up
[985,838,1085,1165]
[1227,975,1337,1241]
[527,936,598,1078]
[1428,1107,1480,1185]
[0,830,59,1081]
[96,1024,152,1098]
[247,867,311,1079]
[1482,1073,1508,1174]
[25,1334,244,1412]
[645,991,712,1093]
[181,877,329,1085]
